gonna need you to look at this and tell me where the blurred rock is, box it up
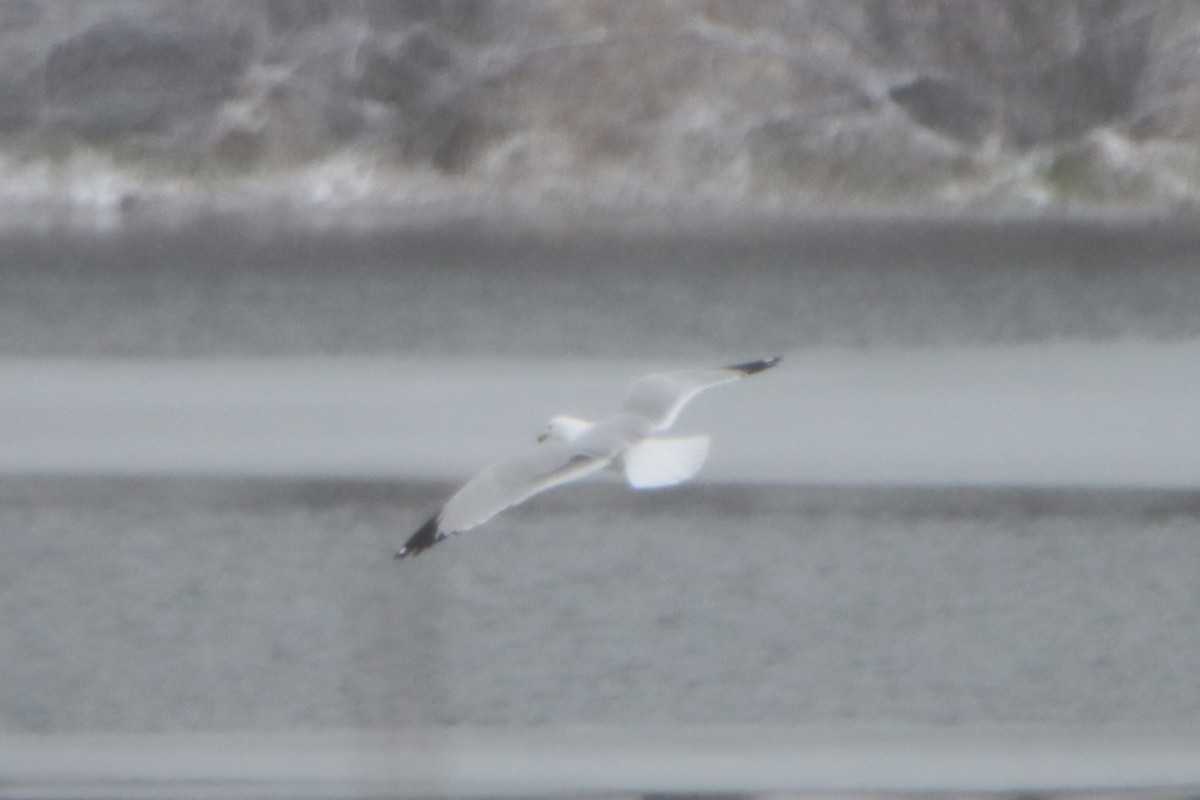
[354,30,456,107]
[830,0,1158,145]
[0,0,42,31]
[362,0,491,40]
[348,28,502,172]
[264,0,333,33]
[889,77,994,145]
[2,0,1199,215]
[0,75,39,134]
[1129,1,1200,140]
[746,109,983,203]
[43,16,252,137]
[210,65,330,168]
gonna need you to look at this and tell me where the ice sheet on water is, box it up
[2,342,1200,486]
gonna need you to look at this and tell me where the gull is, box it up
[395,356,780,558]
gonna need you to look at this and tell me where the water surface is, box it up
[4,477,1199,733]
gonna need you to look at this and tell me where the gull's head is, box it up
[537,415,593,443]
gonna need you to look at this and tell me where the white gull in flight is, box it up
[396,356,780,558]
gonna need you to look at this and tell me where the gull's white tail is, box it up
[623,434,711,489]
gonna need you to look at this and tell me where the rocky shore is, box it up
[2,0,1199,232]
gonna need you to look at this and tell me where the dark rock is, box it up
[43,17,253,137]
[3,0,1199,208]
[0,76,38,133]
[362,0,490,40]
[348,27,500,171]
[855,0,1161,146]
[211,122,267,168]
[0,0,42,31]
[209,65,331,167]
[409,106,501,174]
[746,113,981,201]
[1001,3,1153,144]
[354,31,456,107]
[323,91,369,140]
[265,0,333,33]
[889,76,994,144]
[1128,1,1200,138]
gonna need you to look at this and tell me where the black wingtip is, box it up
[396,514,441,560]
[726,356,781,375]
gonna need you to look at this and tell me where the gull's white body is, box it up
[396,357,779,558]
[538,415,711,489]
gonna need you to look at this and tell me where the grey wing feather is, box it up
[437,442,612,535]
[620,356,780,431]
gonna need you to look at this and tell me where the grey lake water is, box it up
[3,476,1200,734]
[4,216,1200,359]
[3,217,1200,795]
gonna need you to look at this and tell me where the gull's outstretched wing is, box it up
[620,356,780,432]
[396,442,612,558]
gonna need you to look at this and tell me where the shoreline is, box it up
[3,192,1199,242]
